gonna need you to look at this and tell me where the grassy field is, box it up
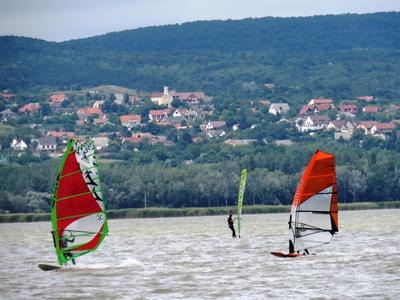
[0,201,399,223]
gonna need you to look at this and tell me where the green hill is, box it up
[0,12,400,100]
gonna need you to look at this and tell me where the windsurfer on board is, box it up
[61,233,76,265]
[227,211,237,238]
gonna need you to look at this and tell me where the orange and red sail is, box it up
[289,150,338,253]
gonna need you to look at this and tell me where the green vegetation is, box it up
[1,12,400,102]
[0,201,398,223]
[1,141,400,213]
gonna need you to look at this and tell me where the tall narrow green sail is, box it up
[51,139,108,266]
[237,169,247,238]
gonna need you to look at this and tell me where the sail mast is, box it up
[237,169,247,238]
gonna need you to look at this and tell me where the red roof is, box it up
[339,104,358,113]
[77,107,103,115]
[299,105,313,115]
[19,103,40,113]
[374,122,396,130]
[120,114,141,124]
[149,109,170,116]
[357,121,377,129]
[314,104,332,112]
[363,106,380,113]
[309,115,331,124]
[49,94,67,103]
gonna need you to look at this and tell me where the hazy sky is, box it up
[1,0,399,41]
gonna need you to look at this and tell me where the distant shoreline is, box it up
[0,201,399,223]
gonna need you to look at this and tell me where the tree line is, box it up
[1,141,399,213]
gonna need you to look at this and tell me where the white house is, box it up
[10,138,28,151]
[38,136,57,151]
[268,103,290,115]
[205,121,226,131]
[92,136,109,151]
[298,115,331,132]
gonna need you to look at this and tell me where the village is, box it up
[1,84,400,160]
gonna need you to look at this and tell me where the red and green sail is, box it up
[51,139,108,265]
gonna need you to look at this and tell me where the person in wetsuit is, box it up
[227,211,237,238]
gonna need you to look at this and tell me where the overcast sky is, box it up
[1,0,399,42]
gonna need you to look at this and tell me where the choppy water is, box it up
[0,209,399,299]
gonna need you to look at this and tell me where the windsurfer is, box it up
[61,234,76,265]
[227,211,237,238]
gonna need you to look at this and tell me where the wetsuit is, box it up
[228,215,236,238]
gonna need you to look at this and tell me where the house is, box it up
[0,92,16,101]
[77,107,103,119]
[172,109,189,118]
[308,98,333,106]
[148,109,170,122]
[356,96,374,102]
[334,132,352,141]
[370,122,396,135]
[48,94,67,106]
[92,136,109,151]
[151,87,206,106]
[47,131,75,139]
[176,92,205,105]
[268,103,290,115]
[128,95,141,104]
[204,120,226,131]
[264,83,275,89]
[327,120,347,132]
[298,105,314,116]
[313,103,333,113]
[356,121,377,134]
[1,109,16,121]
[338,104,358,115]
[93,116,108,125]
[19,103,40,114]
[120,115,141,127]
[93,100,105,109]
[298,115,331,132]
[207,129,226,138]
[123,132,173,145]
[362,106,380,113]
[298,103,332,116]
[10,138,28,151]
[150,87,174,107]
[114,93,125,105]
[38,136,57,152]
[224,139,257,146]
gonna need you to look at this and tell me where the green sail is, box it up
[237,169,247,238]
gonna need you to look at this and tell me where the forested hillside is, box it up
[1,12,400,101]
[1,12,400,214]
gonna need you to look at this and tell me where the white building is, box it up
[268,103,290,115]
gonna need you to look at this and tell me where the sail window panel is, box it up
[298,186,333,212]
[294,231,333,251]
[63,213,106,249]
[297,211,333,231]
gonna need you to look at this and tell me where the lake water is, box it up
[0,209,399,299]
